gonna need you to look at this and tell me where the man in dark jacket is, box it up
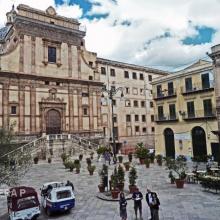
[132,188,143,219]
[146,189,160,220]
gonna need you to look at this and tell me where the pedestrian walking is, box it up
[132,188,143,220]
[66,180,74,191]
[146,189,160,220]
[119,192,127,220]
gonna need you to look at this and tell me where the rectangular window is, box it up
[45,81,49,85]
[124,71,129,78]
[169,104,176,119]
[185,77,192,92]
[126,115,131,122]
[134,100,138,107]
[148,75,152,81]
[113,127,118,140]
[125,87,130,94]
[143,127,147,133]
[83,108,88,116]
[152,127,155,132]
[150,101,154,108]
[111,86,116,91]
[113,115,117,123]
[140,89,144,95]
[89,61,93,67]
[135,115,139,122]
[140,73,144,80]
[201,73,210,89]
[135,126,139,132]
[187,101,195,118]
[125,100,131,107]
[110,68,115,76]
[133,88,138,95]
[158,106,164,120]
[203,99,212,116]
[101,67,106,75]
[157,85,163,97]
[141,101,145,107]
[132,72,137,79]
[168,82,174,95]
[48,46,56,63]
[11,106,17,115]
[151,115,154,122]
[82,93,89,97]
[142,115,146,122]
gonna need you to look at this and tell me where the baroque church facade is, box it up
[0,5,167,147]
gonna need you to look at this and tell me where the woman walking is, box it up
[119,192,127,220]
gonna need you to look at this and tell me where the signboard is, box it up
[174,133,191,140]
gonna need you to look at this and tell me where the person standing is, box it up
[146,189,160,220]
[119,192,127,220]
[132,188,143,220]
[66,180,74,191]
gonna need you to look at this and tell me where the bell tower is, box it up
[6,5,16,25]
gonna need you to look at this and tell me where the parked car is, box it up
[40,182,75,216]
[7,186,40,220]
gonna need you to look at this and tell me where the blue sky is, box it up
[1,0,220,71]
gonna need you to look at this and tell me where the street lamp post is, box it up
[101,87,124,158]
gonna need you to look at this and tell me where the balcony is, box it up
[181,81,214,95]
[155,114,179,123]
[182,109,216,121]
[153,89,177,100]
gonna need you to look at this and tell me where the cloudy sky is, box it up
[1,0,220,71]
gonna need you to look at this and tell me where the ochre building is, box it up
[0,5,167,147]
[152,60,219,160]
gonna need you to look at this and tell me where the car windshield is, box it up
[56,190,71,200]
[17,196,37,210]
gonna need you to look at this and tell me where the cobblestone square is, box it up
[1,156,220,220]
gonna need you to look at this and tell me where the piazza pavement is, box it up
[0,154,220,220]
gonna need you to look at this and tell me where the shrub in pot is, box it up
[149,153,155,163]
[156,154,163,166]
[98,164,108,192]
[124,162,130,171]
[168,171,175,184]
[118,155,123,163]
[129,167,138,193]
[165,157,187,188]
[33,157,39,164]
[48,157,52,164]
[128,153,133,162]
[135,142,149,164]
[68,161,75,172]
[61,153,68,163]
[117,165,125,191]
[86,158,92,166]
[63,160,71,169]
[88,165,96,175]
[145,158,150,168]
[111,167,120,199]
[79,154,83,161]
[75,163,81,174]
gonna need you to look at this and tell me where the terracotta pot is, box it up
[125,166,130,171]
[157,160,162,166]
[89,171,94,176]
[139,158,145,165]
[129,185,137,193]
[76,169,80,174]
[111,189,120,199]
[171,179,175,184]
[98,184,105,193]
[175,179,184,188]
[145,163,150,168]
[117,183,124,191]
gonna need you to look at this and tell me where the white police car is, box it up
[40,182,75,216]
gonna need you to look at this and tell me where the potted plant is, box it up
[124,162,130,171]
[165,157,187,188]
[63,160,71,169]
[111,167,120,199]
[86,158,92,166]
[117,165,125,191]
[98,164,108,192]
[48,157,52,164]
[149,153,155,163]
[145,158,150,168]
[74,159,81,173]
[118,155,123,163]
[79,154,83,161]
[33,156,39,164]
[135,143,149,164]
[88,165,96,175]
[69,161,75,172]
[61,153,68,163]
[156,154,163,166]
[168,171,175,184]
[128,153,133,162]
[129,167,138,193]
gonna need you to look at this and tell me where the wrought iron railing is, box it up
[155,114,178,122]
[181,81,214,94]
[182,109,216,119]
[153,89,176,100]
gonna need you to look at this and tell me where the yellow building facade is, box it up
[152,60,219,160]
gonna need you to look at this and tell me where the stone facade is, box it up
[0,5,167,147]
[152,60,219,159]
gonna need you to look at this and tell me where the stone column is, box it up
[19,85,25,133]
[78,89,83,130]
[31,36,36,74]
[68,89,74,132]
[89,89,94,130]
[68,44,72,77]
[19,35,24,73]
[77,46,81,79]
[2,83,9,129]
[96,91,101,129]
[30,86,36,133]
